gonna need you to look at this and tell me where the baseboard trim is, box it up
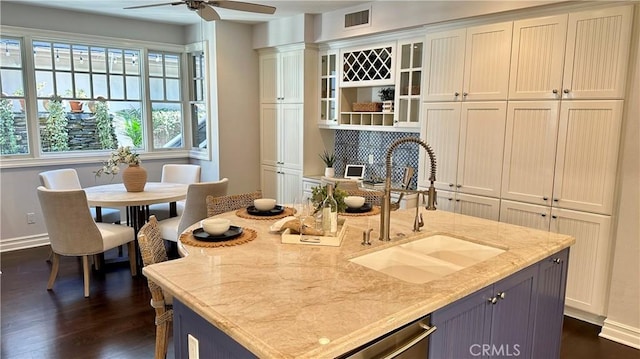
[564,306,606,326]
[0,234,49,252]
[600,319,640,349]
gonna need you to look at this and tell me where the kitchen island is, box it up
[143,208,574,358]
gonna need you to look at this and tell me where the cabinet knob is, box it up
[488,296,498,305]
[456,184,462,188]
[552,258,561,264]
[498,291,506,300]
[541,213,546,217]
[448,183,454,187]
[463,92,468,97]
[552,89,558,94]
[551,215,557,219]
[563,89,570,94]
[553,198,559,202]
[543,197,549,201]
[447,198,453,201]
[454,92,460,97]
[455,199,461,202]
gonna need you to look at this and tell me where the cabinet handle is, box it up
[541,213,546,217]
[378,321,437,359]
[456,184,462,188]
[455,199,460,202]
[454,92,460,97]
[497,291,506,300]
[552,89,558,94]
[563,89,570,94]
[463,92,468,97]
[551,215,557,219]
[552,258,561,264]
[553,198,559,202]
[488,296,498,305]
[448,183,454,187]
[447,198,453,201]
[543,197,548,201]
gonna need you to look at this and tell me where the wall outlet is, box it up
[27,212,36,224]
[188,334,199,359]
[368,154,374,164]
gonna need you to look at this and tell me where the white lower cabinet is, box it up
[261,165,302,205]
[436,190,500,221]
[499,199,612,316]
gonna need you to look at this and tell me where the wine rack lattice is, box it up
[342,46,393,83]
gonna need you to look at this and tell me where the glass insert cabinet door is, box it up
[395,39,423,128]
[319,50,338,125]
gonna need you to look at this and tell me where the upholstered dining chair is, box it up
[149,164,202,221]
[137,215,172,359]
[36,186,137,298]
[157,178,229,242]
[39,168,121,223]
[206,190,263,217]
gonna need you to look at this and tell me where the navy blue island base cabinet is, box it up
[429,248,570,359]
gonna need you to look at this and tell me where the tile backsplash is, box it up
[333,130,420,189]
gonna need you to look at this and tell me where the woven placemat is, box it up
[340,205,381,217]
[235,206,295,220]
[180,227,257,248]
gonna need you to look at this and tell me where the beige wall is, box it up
[600,4,640,348]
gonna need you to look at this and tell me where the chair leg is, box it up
[155,320,170,359]
[46,246,53,262]
[128,241,137,276]
[82,255,90,298]
[47,253,60,290]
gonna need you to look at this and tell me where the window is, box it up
[148,51,183,150]
[0,37,29,155]
[1,30,194,161]
[189,50,207,150]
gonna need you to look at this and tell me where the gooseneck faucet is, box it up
[380,137,437,241]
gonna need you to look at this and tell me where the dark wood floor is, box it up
[2,246,639,359]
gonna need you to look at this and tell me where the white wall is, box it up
[600,4,640,348]
[0,2,185,44]
[214,21,261,195]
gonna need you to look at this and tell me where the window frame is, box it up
[0,25,208,168]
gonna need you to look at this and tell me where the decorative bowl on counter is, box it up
[344,196,365,209]
[201,218,231,236]
[254,198,277,211]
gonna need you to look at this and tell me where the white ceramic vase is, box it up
[324,167,335,178]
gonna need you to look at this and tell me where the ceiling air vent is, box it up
[344,9,370,28]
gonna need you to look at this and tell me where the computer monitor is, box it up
[344,164,365,180]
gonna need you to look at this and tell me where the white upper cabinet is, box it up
[423,22,512,102]
[260,50,304,104]
[552,100,622,215]
[260,103,303,171]
[394,39,424,128]
[319,50,339,126]
[509,15,568,100]
[509,6,632,100]
[501,101,560,205]
[419,102,506,198]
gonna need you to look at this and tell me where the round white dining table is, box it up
[85,182,188,273]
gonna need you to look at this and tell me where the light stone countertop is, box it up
[143,209,575,358]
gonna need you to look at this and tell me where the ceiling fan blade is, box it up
[197,4,221,21]
[208,0,276,14]
[124,2,183,10]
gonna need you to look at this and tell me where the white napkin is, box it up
[269,216,297,232]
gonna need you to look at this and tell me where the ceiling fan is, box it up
[124,0,276,21]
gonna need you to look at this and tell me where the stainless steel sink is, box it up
[349,235,505,284]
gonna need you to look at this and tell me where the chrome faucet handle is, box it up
[362,228,373,245]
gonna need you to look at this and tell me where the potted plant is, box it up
[65,88,88,113]
[0,96,20,154]
[94,98,116,150]
[378,87,395,113]
[42,95,69,152]
[319,150,336,178]
[95,146,147,192]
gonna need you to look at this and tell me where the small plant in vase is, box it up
[65,88,88,113]
[95,146,147,192]
[378,87,395,113]
[319,150,336,178]
[310,184,347,214]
